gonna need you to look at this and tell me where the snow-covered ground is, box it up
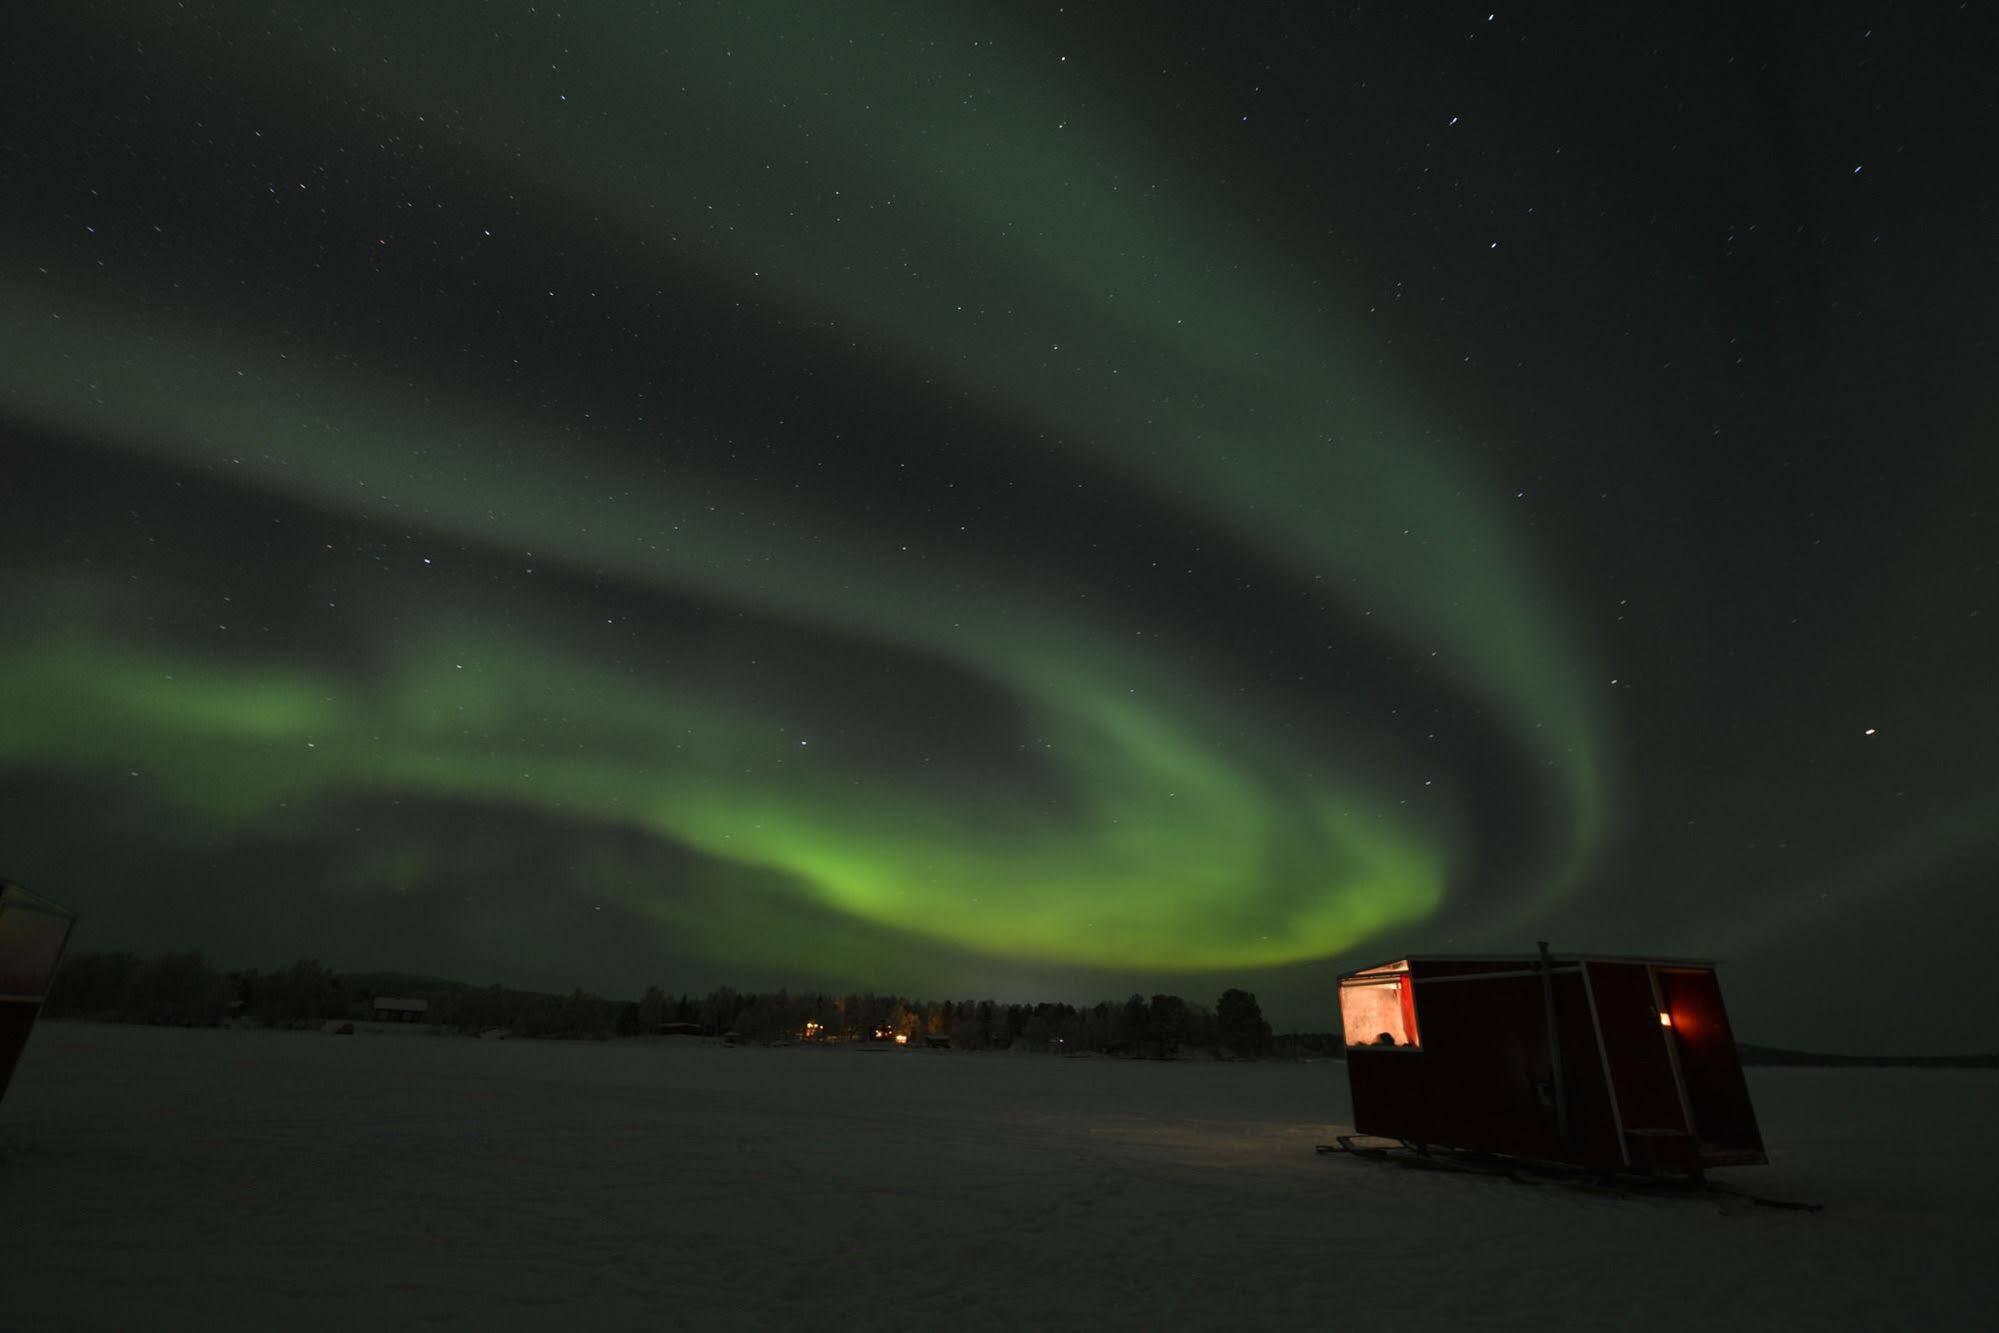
[4,1022,1993,1331]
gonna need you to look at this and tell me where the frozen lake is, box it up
[4,1022,1994,1330]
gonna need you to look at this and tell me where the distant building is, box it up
[656,1021,704,1037]
[372,996,430,1023]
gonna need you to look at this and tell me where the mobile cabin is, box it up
[372,996,430,1023]
[0,883,79,1106]
[1338,949,1765,1177]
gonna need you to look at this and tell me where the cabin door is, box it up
[1655,968,1764,1155]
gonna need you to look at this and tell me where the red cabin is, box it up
[0,883,78,1107]
[1338,949,1765,1177]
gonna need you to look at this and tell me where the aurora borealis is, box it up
[5,4,1995,1049]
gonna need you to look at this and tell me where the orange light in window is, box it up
[1658,1011,1673,1027]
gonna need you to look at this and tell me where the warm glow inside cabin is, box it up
[1338,961,1421,1049]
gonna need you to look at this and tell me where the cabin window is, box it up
[1340,971,1422,1050]
[0,897,72,997]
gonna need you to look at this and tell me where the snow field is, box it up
[3,1022,1994,1331]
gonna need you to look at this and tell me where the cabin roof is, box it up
[1340,952,1718,981]
[0,882,77,920]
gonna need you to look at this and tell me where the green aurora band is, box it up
[0,4,1604,982]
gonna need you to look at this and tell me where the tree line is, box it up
[41,950,1311,1058]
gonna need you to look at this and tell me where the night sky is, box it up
[5,3,1993,1051]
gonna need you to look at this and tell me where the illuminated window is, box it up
[0,889,74,998]
[1340,965,1421,1049]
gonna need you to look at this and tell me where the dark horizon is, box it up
[38,939,1999,1064]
